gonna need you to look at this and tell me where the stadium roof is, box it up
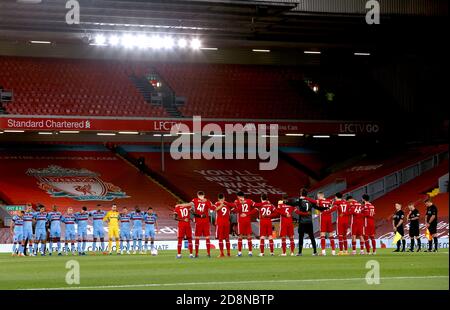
[0,0,447,51]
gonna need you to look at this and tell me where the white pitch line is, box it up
[23,276,449,290]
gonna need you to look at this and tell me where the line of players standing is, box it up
[10,203,159,256]
[173,189,440,258]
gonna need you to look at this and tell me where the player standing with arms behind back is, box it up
[233,192,257,257]
[254,194,276,257]
[173,203,194,258]
[362,195,376,255]
[333,193,351,255]
[348,197,366,255]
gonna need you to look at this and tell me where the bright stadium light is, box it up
[109,35,120,46]
[4,130,25,133]
[163,36,175,49]
[285,133,305,137]
[30,40,51,44]
[354,52,371,56]
[59,131,80,134]
[178,38,188,48]
[252,49,270,53]
[190,38,202,50]
[118,131,139,135]
[200,47,218,51]
[121,34,136,48]
[338,133,356,137]
[150,35,164,49]
[97,132,116,136]
[95,34,106,45]
[38,132,53,135]
[261,135,279,138]
[313,135,330,138]
[304,51,321,55]
[136,34,150,49]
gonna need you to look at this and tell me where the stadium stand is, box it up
[372,160,449,237]
[373,160,449,219]
[0,57,168,117]
[0,144,178,240]
[310,144,449,193]
[153,63,322,119]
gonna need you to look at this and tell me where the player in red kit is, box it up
[173,204,193,259]
[276,200,302,256]
[348,196,366,255]
[362,194,376,255]
[333,192,351,255]
[301,191,336,256]
[254,194,276,257]
[214,193,233,257]
[233,192,257,257]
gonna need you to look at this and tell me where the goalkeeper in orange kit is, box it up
[104,204,120,255]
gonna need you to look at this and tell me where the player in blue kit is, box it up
[62,208,77,255]
[90,206,106,254]
[130,207,144,254]
[75,206,89,255]
[47,206,63,256]
[23,203,35,256]
[119,207,132,255]
[144,207,158,254]
[33,206,48,256]
[11,211,25,256]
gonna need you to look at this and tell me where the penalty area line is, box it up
[23,275,449,290]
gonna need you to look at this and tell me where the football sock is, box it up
[237,238,242,252]
[371,237,376,252]
[352,240,356,251]
[206,239,211,256]
[434,237,438,250]
[195,239,200,256]
[320,236,326,250]
[219,240,224,255]
[330,238,335,251]
[269,239,274,253]
[401,239,406,251]
[177,237,182,255]
[259,238,265,254]
[410,239,415,251]
[248,238,252,252]
[281,237,287,254]
[289,237,295,253]
[338,236,343,251]
[226,240,231,255]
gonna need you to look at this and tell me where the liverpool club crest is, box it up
[26,165,129,201]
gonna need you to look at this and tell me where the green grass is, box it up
[0,249,448,290]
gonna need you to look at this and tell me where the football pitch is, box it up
[0,249,448,290]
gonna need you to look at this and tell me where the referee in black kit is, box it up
[407,203,421,252]
[287,188,328,256]
[424,198,439,252]
[393,203,406,252]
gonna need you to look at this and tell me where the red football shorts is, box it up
[259,219,273,237]
[238,219,252,235]
[337,216,350,236]
[365,219,375,236]
[195,220,210,237]
[320,215,334,233]
[215,221,230,240]
[351,221,364,236]
[279,219,294,237]
[178,222,192,238]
